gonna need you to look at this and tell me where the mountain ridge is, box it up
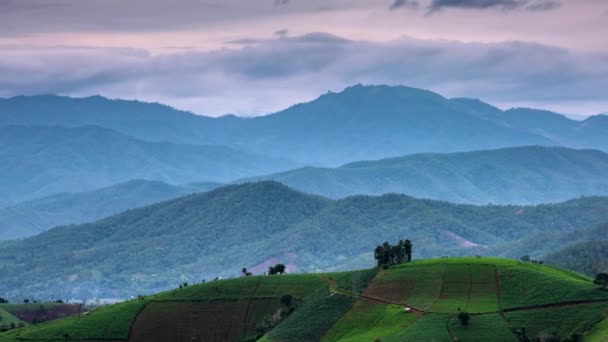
[3,85,607,165]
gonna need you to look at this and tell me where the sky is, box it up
[1,0,607,117]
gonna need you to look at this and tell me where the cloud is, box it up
[274,0,289,6]
[1,33,607,116]
[525,1,561,11]
[428,0,561,12]
[390,0,420,10]
[274,29,289,37]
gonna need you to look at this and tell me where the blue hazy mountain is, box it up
[0,180,220,240]
[2,85,607,165]
[0,125,293,206]
[243,146,608,204]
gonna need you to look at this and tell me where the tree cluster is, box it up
[594,273,608,290]
[374,240,412,267]
[520,255,543,264]
[268,264,287,275]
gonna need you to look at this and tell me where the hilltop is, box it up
[1,258,607,341]
[245,146,608,204]
[2,182,608,299]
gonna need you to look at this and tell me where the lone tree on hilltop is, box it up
[594,273,608,290]
[242,267,252,277]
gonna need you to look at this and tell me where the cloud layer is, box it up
[2,33,606,116]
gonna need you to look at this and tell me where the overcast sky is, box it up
[1,0,607,117]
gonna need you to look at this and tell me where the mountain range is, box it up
[2,181,608,299]
[245,146,608,204]
[2,85,607,166]
[0,125,290,206]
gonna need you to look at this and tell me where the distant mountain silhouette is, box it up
[3,85,607,165]
[0,125,293,206]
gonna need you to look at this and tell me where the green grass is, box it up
[155,273,326,301]
[506,303,608,340]
[325,268,378,296]
[585,314,608,342]
[449,313,517,341]
[3,257,608,341]
[499,263,608,309]
[264,288,355,342]
[0,308,24,331]
[392,313,452,341]
[321,301,419,342]
[0,299,147,340]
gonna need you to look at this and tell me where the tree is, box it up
[268,263,287,275]
[0,297,8,304]
[280,294,293,308]
[520,255,531,262]
[594,273,608,290]
[23,299,30,304]
[404,239,413,262]
[457,311,470,326]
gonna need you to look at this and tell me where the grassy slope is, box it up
[2,258,608,341]
[0,308,23,331]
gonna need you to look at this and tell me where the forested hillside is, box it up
[0,180,220,240]
[1,182,607,300]
[246,146,608,204]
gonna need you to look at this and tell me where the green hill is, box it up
[0,180,220,240]
[244,146,608,204]
[1,258,607,341]
[0,125,293,206]
[2,182,608,300]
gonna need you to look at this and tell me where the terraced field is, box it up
[1,258,607,341]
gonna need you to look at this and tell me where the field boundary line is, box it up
[502,299,608,313]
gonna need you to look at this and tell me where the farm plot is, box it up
[585,314,608,342]
[393,313,453,341]
[262,288,355,342]
[431,263,500,313]
[449,313,517,341]
[129,299,279,342]
[321,300,419,342]
[2,303,81,324]
[0,307,23,332]
[364,264,443,310]
[498,263,608,309]
[155,274,326,302]
[3,299,147,340]
[505,303,608,340]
